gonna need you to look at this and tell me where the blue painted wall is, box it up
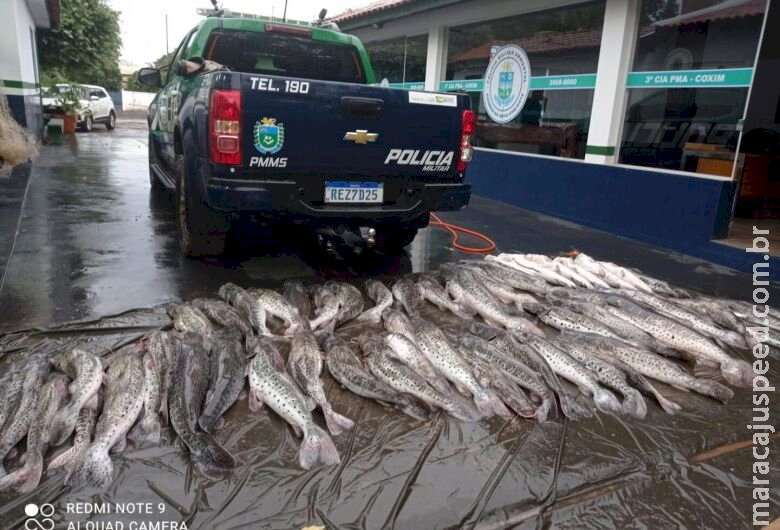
[6,93,42,138]
[467,148,779,278]
[108,90,123,108]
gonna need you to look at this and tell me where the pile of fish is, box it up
[0,252,769,492]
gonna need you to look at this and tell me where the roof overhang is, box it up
[333,0,469,31]
[25,0,60,29]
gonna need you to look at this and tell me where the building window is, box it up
[364,35,427,87]
[445,1,606,159]
[619,0,768,176]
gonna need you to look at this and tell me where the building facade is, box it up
[0,0,60,137]
[334,0,778,274]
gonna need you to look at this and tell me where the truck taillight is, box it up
[457,109,476,173]
[209,89,241,165]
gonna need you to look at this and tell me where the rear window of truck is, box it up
[203,29,366,84]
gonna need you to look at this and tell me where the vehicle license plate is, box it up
[324,182,383,203]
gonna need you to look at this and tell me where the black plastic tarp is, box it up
[0,304,777,530]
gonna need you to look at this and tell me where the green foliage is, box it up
[55,83,83,115]
[154,51,176,70]
[125,51,177,93]
[641,0,680,23]
[125,72,157,93]
[37,0,122,91]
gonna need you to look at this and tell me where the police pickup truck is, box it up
[138,16,474,256]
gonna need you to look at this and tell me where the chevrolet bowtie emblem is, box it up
[344,130,378,144]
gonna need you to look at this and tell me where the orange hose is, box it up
[429,212,496,254]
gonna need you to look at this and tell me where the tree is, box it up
[37,0,122,90]
[125,51,177,93]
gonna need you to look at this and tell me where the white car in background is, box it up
[42,83,117,132]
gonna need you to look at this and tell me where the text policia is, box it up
[745,226,772,527]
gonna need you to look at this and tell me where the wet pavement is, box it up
[0,112,778,530]
[0,112,777,332]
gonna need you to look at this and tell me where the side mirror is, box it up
[90,95,99,101]
[174,60,189,76]
[137,67,162,87]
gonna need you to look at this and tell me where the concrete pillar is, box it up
[585,0,641,164]
[424,25,448,92]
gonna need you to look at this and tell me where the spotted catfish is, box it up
[411,317,511,417]
[288,332,354,435]
[324,335,430,421]
[356,279,394,324]
[219,282,270,335]
[415,274,475,319]
[254,288,311,335]
[0,353,51,477]
[0,374,69,492]
[50,348,104,446]
[247,336,340,469]
[605,295,755,387]
[359,333,480,422]
[69,354,146,488]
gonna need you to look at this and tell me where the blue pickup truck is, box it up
[138,17,474,256]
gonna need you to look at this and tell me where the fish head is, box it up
[47,373,71,399]
[50,350,71,372]
[321,334,347,354]
[721,359,756,387]
[468,321,498,341]
[214,327,242,343]
[356,330,379,351]
[522,302,546,315]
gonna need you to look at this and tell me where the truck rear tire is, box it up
[175,154,229,256]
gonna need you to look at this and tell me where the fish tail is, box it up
[656,394,683,414]
[190,433,237,479]
[720,359,756,388]
[198,415,216,435]
[159,394,170,426]
[68,447,113,488]
[690,378,734,404]
[51,408,78,446]
[17,457,43,493]
[140,414,162,444]
[593,388,623,415]
[502,393,536,419]
[557,391,592,420]
[474,390,512,417]
[431,378,453,396]
[622,389,648,419]
[356,308,382,324]
[399,403,431,421]
[535,393,556,423]
[322,405,354,436]
[722,332,748,349]
[299,425,340,469]
[0,468,25,491]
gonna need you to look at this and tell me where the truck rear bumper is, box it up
[204,177,471,224]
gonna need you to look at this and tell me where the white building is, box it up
[333,0,778,273]
[0,0,60,137]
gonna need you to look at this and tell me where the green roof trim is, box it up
[1,80,40,89]
[585,145,615,156]
[338,0,467,31]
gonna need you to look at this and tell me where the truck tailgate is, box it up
[240,74,467,180]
